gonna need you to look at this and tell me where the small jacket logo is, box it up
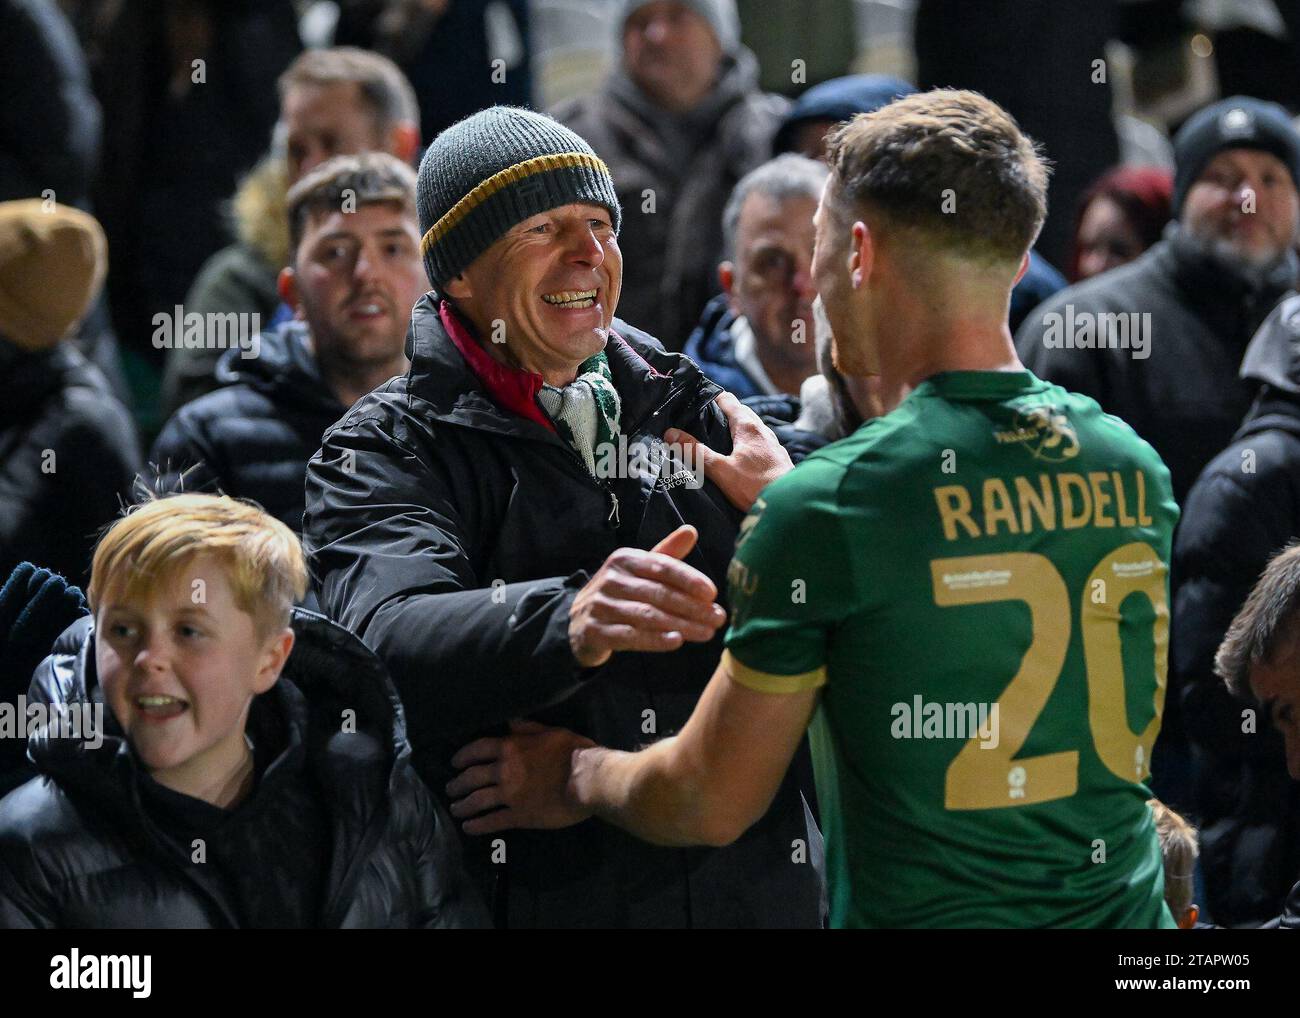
[993,404,1080,462]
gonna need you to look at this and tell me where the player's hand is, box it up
[665,391,793,512]
[447,720,596,835]
[568,524,725,669]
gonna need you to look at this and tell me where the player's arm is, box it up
[568,653,820,846]
[448,418,841,845]
[564,389,815,846]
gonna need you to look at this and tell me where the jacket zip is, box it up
[560,380,709,532]
[436,375,719,531]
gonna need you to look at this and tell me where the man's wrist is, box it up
[568,744,608,812]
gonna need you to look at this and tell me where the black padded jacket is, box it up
[303,295,824,928]
[0,609,488,928]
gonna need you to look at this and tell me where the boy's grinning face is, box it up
[95,553,292,804]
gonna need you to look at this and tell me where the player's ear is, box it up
[850,221,874,288]
[1011,251,1031,288]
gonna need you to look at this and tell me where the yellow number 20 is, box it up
[930,544,1167,811]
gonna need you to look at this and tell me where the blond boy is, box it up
[0,495,485,928]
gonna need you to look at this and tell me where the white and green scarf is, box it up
[536,351,621,476]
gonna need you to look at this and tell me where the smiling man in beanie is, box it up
[302,107,822,929]
[1017,95,1300,507]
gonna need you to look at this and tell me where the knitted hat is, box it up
[0,199,106,352]
[1173,96,1300,217]
[619,0,741,55]
[417,107,621,292]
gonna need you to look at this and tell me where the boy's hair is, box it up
[824,88,1050,265]
[88,494,307,636]
[1148,798,1198,921]
[1215,542,1300,696]
[278,46,420,139]
[286,151,418,255]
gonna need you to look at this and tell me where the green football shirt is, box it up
[723,370,1179,928]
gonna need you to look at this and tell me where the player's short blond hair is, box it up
[88,494,307,637]
[825,88,1050,265]
[1148,798,1198,921]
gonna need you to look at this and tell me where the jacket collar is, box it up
[0,341,87,425]
[215,319,346,415]
[438,301,554,432]
[1238,383,1300,441]
[1162,222,1298,309]
[685,292,736,361]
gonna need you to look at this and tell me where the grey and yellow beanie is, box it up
[416,107,621,292]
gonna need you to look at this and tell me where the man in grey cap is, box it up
[1017,95,1300,507]
[302,106,822,929]
[552,0,788,350]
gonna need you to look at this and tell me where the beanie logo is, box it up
[1220,107,1255,139]
[515,176,547,204]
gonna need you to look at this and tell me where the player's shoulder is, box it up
[762,413,903,507]
[1039,375,1174,477]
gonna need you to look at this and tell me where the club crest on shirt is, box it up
[993,404,1080,462]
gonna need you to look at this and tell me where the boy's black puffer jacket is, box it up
[0,608,488,928]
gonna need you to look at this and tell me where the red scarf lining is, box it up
[437,300,670,429]
[439,300,554,432]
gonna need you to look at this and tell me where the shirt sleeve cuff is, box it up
[721,649,827,694]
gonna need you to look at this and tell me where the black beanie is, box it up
[416,107,622,292]
[1172,96,1300,217]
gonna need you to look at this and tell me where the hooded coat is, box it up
[302,295,823,928]
[0,608,488,929]
[682,292,772,401]
[1172,292,1300,926]
[552,50,788,350]
[151,320,347,533]
[0,341,141,588]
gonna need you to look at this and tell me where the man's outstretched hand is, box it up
[568,524,725,669]
[447,720,594,836]
[665,391,793,512]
